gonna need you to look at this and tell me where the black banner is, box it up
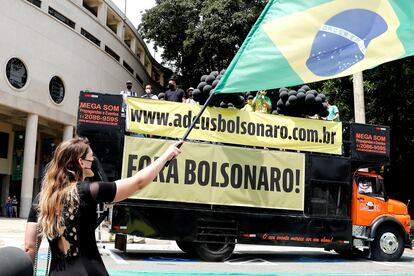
[350,123,390,163]
[77,91,124,181]
[77,91,123,131]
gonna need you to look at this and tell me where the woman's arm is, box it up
[24,222,40,264]
[113,140,183,202]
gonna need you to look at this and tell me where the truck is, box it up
[77,91,412,262]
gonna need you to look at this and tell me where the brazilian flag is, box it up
[215,0,414,93]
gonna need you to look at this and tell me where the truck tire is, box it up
[176,241,197,255]
[371,225,404,261]
[195,240,235,262]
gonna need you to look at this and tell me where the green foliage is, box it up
[139,0,267,88]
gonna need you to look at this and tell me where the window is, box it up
[357,176,384,198]
[81,28,101,46]
[49,76,65,104]
[0,132,9,159]
[82,0,98,17]
[26,0,41,8]
[6,58,28,89]
[308,180,348,217]
[105,46,119,61]
[48,7,75,29]
[106,8,119,35]
[123,61,134,74]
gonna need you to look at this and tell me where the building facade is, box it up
[0,0,169,217]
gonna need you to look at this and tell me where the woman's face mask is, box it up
[146,89,151,93]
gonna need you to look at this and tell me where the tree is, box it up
[139,0,267,88]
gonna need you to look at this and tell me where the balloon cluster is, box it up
[192,70,328,118]
[274,85,329,117]
[192,69,245,108]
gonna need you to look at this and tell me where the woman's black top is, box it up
[29,182,117,276]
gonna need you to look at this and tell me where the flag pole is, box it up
[165,92,215,166]
[182,92,215,140]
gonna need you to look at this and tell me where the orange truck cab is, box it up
[351,171,412,260]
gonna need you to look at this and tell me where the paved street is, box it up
[1,218,414,275]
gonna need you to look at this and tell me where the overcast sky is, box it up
[112,0,155,27]
[112,0,162,61]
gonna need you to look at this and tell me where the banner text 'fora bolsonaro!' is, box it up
[122,137,305,211]
[126,98,342,155]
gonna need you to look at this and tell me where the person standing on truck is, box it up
[165,79,185,102]
[183,87,197,104]
[141,84,158,100]
[120,80,137,97]
[241,95,254,112]
[120,80,138,117]
[24,137,183,274]
[326,98,340,122]
[252,90,272,113]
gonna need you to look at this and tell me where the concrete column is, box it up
[20,114,38,218]
[117,21,125,40]
[97,2,107,26]
[63,125,74,141]
[130,37,137,54]
[353,72,366,124]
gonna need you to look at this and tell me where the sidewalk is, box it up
[0,217,27,248]
[0,217,153,250]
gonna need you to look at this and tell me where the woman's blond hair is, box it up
[38,137,90,240]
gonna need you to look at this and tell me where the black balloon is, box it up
[309,89,318,96]
[200,75,208,82]
[216,74,222,80]
[318,94,326,102]
[279,90,289,101]
[315,96,323,105]
[210,71,219,77]
[305,93,315,104]
[192,89,202,101]
[212,79,219,88]
[300,85,311,91]
[277,99,284,108]
[205,75,216,85]
[288,90,297,97]
[296,92,306,102]
[203,84,213,94]
[288,95,297,105]
[197,81,207,90]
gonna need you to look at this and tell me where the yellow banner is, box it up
[126,98,342,154]
[123,136,305,211]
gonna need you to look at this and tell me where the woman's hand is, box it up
[163,140,184,161]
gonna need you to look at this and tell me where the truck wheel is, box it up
[371,225,404,261]
[195,237,235,262]
[176,241,196,255]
